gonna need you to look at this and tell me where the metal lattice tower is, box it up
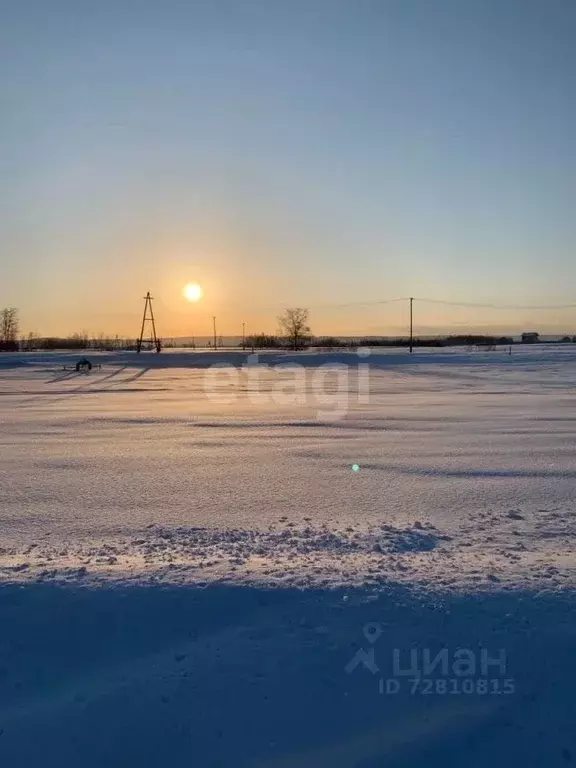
[136,292,161,353]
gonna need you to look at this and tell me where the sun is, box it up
[183,282,203,302]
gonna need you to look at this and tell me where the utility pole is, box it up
[136,292,161,353]
[212,316,217,350]
[242,322,246,350]
[409,297,414,354]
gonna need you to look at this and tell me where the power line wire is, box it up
[414,298,576,310]
[307,297,407,310]
[247,295,576,315]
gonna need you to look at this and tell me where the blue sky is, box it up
[1,0,575,336]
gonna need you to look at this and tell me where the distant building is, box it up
[521,332,540,343]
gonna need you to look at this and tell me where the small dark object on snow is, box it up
[75,357,93,372]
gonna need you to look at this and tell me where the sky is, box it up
[1,0,575,338]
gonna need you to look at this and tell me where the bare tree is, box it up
[0,308,19,344]
[67,331,89,350]
[278,308,311,350]
[24,331,39,351]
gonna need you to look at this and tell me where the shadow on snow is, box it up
[0,579,574,767]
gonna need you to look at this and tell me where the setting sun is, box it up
[183,282,203,303]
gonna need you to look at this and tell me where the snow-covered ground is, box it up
[1,349,575,766]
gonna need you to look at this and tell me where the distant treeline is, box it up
[244,333,518,349]
[0,341,19,352]
[3,332,576,353]
[17,335,224,351]
[2,304,576,353]
[246,333,576,349]
[18,333,139,352]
